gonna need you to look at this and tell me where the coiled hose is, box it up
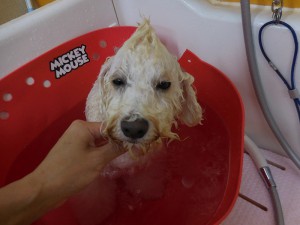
[240,0,300,170]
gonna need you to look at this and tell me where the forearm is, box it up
[0,172,61,225]
[0,121,120,225]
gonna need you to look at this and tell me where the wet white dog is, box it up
[86,19,202,155]
[71,19,202,225]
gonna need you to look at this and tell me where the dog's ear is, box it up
[85,57,113,122]
[178,71,203,126]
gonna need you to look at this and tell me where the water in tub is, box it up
[6,103,229,225]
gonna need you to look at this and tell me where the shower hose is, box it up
[244,135,284,225]
[240,0,300,169]
[239,1,300,225]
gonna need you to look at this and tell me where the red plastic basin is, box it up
[0,26,244,225]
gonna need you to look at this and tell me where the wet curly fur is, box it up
[85,19,202,153]
[73,19,203,225]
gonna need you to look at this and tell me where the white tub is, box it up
[0,0,300,224]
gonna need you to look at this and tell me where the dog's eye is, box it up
[156,81,171,90]
[112,78,126,86]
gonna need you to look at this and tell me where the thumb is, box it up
[95,143,124,165]
[80,121,108,147]
[84,121,104,140]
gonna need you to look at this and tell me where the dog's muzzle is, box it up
[121,116,149,140]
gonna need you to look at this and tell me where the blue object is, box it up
[259,21,300,122]
[25,0,34,12]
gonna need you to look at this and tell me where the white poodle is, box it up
[71,19,202,225]
[86,19,202,155]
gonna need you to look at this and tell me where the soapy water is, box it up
[6,102,229,225]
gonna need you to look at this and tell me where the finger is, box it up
[66,120,102,141]
[96,143,124,164]
[80,121,108,147]
[84,121,104,139]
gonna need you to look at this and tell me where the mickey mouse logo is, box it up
[50,45,90,79]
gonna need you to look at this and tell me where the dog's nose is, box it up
[121,118,149,139]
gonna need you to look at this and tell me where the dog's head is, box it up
[86,20,202,151]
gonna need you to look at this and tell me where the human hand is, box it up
[30,120,122,205]
[0,120,123,225]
